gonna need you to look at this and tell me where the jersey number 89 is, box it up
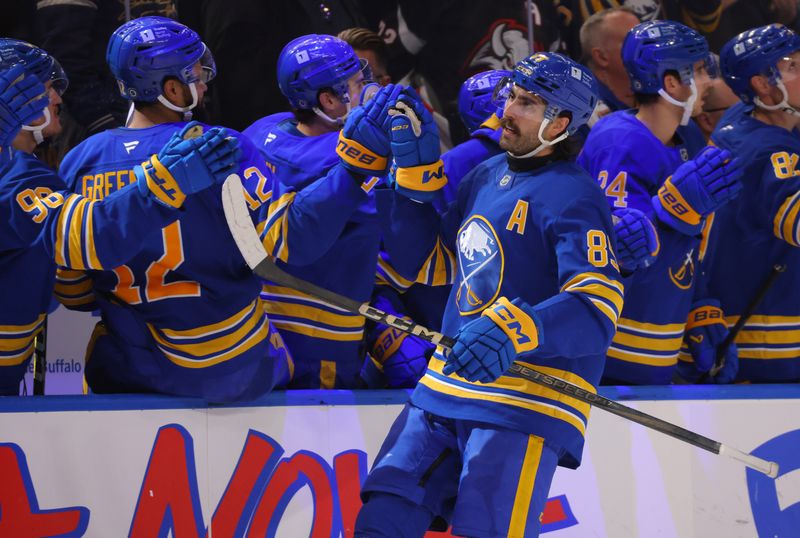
[587,230,619,271]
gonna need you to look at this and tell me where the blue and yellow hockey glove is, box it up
[613,207,660,272]
[337,83,401,177]
[676,299,739,384]
[361,292,433,388]
[0,63,49,148]
[135,121,242,208]
[443,297,539,383]
[653,146,743,235]
[385,88,446,203]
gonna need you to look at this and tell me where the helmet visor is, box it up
[182,43,216,85]
[492,78,547,118]
[49,57,69,96]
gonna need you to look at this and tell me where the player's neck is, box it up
[752,106,800,132]
[636,101,681,145]
[127,105,183,129]
[297,117,339,137]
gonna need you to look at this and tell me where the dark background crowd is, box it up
[4,0,799,165]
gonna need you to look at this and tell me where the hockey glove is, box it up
[443,297,539,383]
[337,83,401,177]
[136,121,242,209]
[0,63,49,148]
[653,146,743,235]
[613,207,660,272]
[385,88,446,203]
[676,299,739,384]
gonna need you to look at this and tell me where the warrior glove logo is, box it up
[456,216,504,315]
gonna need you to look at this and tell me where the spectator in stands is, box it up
[338,27,391,85]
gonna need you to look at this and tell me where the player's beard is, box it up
[499,116,539,156]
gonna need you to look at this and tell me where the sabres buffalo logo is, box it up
[456,216,504,315]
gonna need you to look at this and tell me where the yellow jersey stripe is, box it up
[159,316,270,368]
[267,300,365,329]
[607,346,679,366]
[420,374,587,435]
[561,271,624,295]
[0,314,46,335]
[774,190,800,246]
[726,314,800,327]
[617,318,685,336]
[377,257,414,290]
[320,360,336,389]
[567,281,624,314]
[612,330,683,352]
[67,197,90,270]
[271,320,364,341]
[55,194,80,267]
[150,304,262,355]
[0,342,35,366]
[587,297,619,327]
[84,199,102,269]
[262,284,352,313]
[429,355,593,418]
[508,435,544,537]
[736,329,800,345]
[738,347,800,360]
[159,300,258,339]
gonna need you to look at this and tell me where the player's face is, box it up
[188,61,208,101]
[691,59,712,115]
[346,70,367,108]
[499,84,547,155]
[29,81,63,138]
[777,50,800,104]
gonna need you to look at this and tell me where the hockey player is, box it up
[0,40,241,395]
[693,24,800,382]
[355,52,624,538]
[578,20,743,385]
[57,18,395,401]
[244,34,400,389]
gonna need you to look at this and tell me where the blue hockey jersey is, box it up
[577,111,708,384]
[707,102,800,382]
[0,150,188,394]
[379,152,624,468]
[59,122,370,401]
[244,113,382,389]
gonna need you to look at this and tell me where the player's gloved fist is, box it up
[0,63,49,147]
[653,146,743,235]
[337,83,402,177]
[385,87,446,203]
[443,297,539,383]
[362,328,433,388]
[136,121,242,208]
[676,299,739,384]
[612,207,660,272]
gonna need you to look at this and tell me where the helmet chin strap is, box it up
[658,78,697,126]
[507,118,568,159]
[312,100,351,127]
[157,82,198,121]
[754,79,800,116]
[21,108,51,146]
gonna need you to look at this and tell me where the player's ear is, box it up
[591,46,608,69]
[317,90,338,115]
[546,115,570,140]
[161,78,184,104]
[749,74,776,103]
[662,72,682,96]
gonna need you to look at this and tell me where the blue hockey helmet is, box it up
[720,24,800,104]
[622,20,709,94]
[276,34,364,110]
[0,39,68,95]
[458,69,510,133]
[494,52,598,135]
[106,16,215,102]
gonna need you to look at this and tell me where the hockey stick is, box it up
[32,317,47,395]
[221,174,779,478]
[705,263,786,379]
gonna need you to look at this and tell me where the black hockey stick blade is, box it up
[221,174,779,478]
